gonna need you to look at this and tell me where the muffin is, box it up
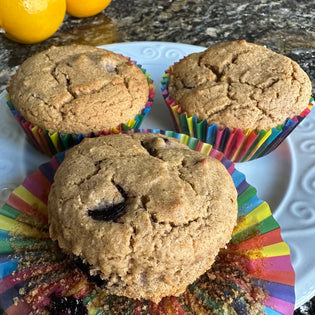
[162,39,313,161]
[47,133,238,303]
[0,130,295,314]
[7,44,155,156]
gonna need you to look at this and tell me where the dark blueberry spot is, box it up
[116,184,127,199]
[88,185,127,222]
[88,202,127,222]
[162,137,170,143]
[74,258,108,287]
[140,140,156,156]
[231,54,238,64]
[66,77,71,86]
[48,292,88,315]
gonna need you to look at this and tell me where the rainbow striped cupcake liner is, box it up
[161,66,314,162]
[6,58,155,157]
[0,130,295,314]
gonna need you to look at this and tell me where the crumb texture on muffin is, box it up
[9,45,149,134]
[168,40,312,131]
[48,133,238,303]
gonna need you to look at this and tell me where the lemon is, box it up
[66,0,112,18]
[0,0,66,44]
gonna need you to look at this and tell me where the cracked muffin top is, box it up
[48,133,238,303]
[9,45,149,135]
[168,39,312,131]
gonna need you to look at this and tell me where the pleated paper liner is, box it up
[0,130,295,315]
[5,58,155,157]
[161,66,314,162]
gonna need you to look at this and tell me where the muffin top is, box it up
[168,40,312,131]
[48,133,238,303]
[9,45,149,135]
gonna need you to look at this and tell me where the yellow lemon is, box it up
[66,0,112,18]
[0,0,66,44]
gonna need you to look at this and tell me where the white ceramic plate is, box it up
[0,41,314,309]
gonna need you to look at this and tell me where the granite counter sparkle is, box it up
[0,0,314,313]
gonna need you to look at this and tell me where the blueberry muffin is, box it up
[48,133,238,303]
[162,40,313,161]
[167,39,312,131]
[8,44,154,155]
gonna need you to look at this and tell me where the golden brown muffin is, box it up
[168,39,312,131]
[48,133,238,303]
[9,44,150,135]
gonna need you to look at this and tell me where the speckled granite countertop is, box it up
[0,0,314,313]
